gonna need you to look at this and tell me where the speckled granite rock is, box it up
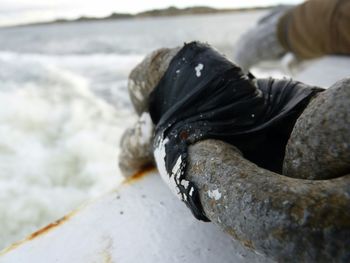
[284,78,350,179]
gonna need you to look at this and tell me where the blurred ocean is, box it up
[0,11,267,249]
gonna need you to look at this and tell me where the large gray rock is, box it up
[187,139,350,262]
[284,78,350,179]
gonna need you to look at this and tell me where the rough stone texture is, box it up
[284,78,350,179]
[121,47,350,262]
[128,47,180,115]
[120,47,179,176]
[186,139,350,262]
[118,115,155,178]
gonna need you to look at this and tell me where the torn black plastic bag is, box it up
[149,42,323,221]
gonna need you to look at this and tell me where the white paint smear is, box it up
[195,63,204,77]
[154,136,182,200]
[208,189,222,200]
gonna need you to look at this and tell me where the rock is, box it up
[186,139,350,262]
[128,47,180,115]
[122,46,350,262]
[284,78,350,179]
[120,47,179,177]
[118,112,155,177]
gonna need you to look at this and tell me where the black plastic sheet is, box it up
[149,42,323,221]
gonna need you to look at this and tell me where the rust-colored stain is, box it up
[100,236,113,263]
[225,227,255,250]
[242,239,255,250]
[0,241,21,257]
[123,165,156,184]
[102,251,113,263]
[28,214,72,241]
[179,130,189,140]
[1,167,157,258]
[0,210,76,256]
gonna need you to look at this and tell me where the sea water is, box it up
[0,11,267,249]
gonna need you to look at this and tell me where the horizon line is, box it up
[0,4,275,28]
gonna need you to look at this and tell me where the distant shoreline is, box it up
[3,5,273,28]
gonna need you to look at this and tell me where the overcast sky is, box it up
[0,0,303,27]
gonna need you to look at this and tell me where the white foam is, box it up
[0,54,137,249]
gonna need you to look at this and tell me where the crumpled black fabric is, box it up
[149,42,324,221]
